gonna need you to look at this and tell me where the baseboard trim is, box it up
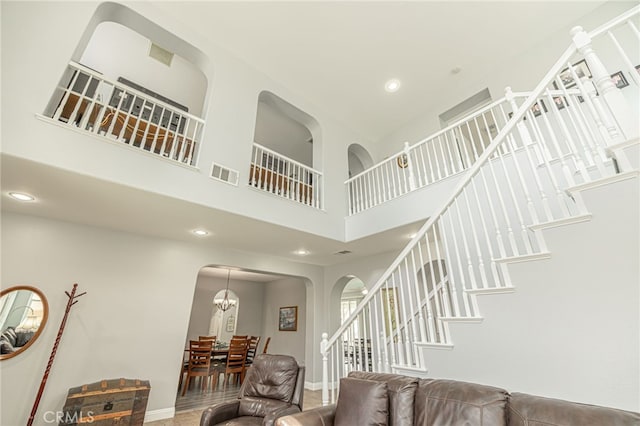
[305,380,323,391]
[144,407,175,423]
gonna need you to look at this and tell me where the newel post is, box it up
[321,332,329,406]
[403,142,417,191]
[571,26,638,142]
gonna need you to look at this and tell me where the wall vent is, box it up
[149,43,174,67]
[334,250,352,255]
[210,162,239,186]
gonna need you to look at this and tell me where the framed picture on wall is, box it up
[226,315,235,332]
[558,59,592,88]
[611,71,629,89]
[279,306,298,331]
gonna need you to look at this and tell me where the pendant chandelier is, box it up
[214,269,237,312]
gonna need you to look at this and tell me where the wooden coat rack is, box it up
[27,283,86,426]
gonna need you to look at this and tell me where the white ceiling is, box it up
[152,1,608,142]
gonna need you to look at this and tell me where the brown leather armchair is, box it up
[200,354,305,426]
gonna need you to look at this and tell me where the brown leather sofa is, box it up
[200,354,305,426]
[275,371,640,426]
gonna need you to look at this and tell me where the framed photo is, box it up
[226,315,235,332]
[531,99,547,117]
[611,71,629,89]
[552,96,568,110]
[279,306,298,331]
[558,59,592,88]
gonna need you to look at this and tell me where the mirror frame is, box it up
[0,285,49,361]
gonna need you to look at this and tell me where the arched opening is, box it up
[178,264,309,411]
[254,93,313,167]
[43,2,210,165]
[348,143,374,178]
[249,91,324,208]
[340,276,367,324]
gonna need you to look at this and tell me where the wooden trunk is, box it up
[60,378,150,426]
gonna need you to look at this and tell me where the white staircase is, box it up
[321,6,640,412]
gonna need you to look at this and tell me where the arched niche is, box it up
[329,275,367,335]
[254,91,322,169]
[45,1,210,118]
[348,143,373,178]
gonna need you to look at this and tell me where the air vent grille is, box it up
[210,162,239,186]
[149,43,174,67]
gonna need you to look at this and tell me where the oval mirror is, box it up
[0,285,49,360]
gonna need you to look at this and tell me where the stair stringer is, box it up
[417,174,639,412]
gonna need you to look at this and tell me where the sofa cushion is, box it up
[509,392,640,426]
[349,372,418,426]
[414,379,509,426]
[335,377,388,426]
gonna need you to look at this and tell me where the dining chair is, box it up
[181,339,215,396]
[262,336,271,354]
[245,336,261,367]
[232,334,248,340]
[199,335,217,360]
[211,336,248,389]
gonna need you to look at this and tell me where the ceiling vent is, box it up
[149,43,174,67]
[210,162,239,186]
[334,250,352,255]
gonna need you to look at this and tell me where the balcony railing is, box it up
[46,61,205,166]
[249,143,324,209]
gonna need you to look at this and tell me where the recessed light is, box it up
[385,79,401,93]
[8,192,35,202]
[192,229,209,236]
[361,288,369,295]
[408,233,418,239]
[294,249,310,256]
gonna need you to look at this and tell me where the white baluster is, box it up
[321,332,329,406]
[572,26,637,141]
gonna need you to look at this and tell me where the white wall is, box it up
[421,176,639,411]
[80,21,207,117]
[254,100,313,167]
[261,278,307,365]
[0,213,322,426]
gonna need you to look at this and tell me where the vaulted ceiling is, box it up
[153,1,610,142]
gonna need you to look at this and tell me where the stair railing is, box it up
[322,6,638,406]
[346,96,524,215]
[345,6,639,216]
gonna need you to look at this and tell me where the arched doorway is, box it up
[348,143,373,178]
